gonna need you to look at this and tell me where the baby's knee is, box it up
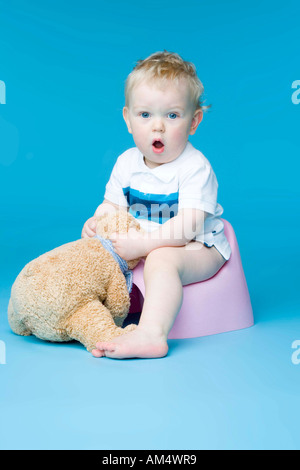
[145,247,180,271]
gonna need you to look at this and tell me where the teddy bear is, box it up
[8,211,142,352]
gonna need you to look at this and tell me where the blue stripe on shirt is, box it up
[122,187,179,224]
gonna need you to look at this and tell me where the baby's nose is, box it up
[152,118,165,133]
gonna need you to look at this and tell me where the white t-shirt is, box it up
[104,141,231,260]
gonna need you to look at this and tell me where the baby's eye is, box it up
[168,113,178,120]
[140,112,150,119]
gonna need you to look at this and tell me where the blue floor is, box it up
[1,206,300,450]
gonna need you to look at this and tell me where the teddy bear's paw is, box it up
[123,323,138,333]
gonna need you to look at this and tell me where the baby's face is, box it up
[123,79,203,169]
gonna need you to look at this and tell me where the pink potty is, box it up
[129,219,254,339]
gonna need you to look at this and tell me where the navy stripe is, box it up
[123,187,179,224]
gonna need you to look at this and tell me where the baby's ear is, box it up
[190,109,203,135]
[123,107,132,134]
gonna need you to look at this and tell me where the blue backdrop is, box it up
[0,0,300,450]
[1,0,299,320]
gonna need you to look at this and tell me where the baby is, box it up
[82,51,231,359]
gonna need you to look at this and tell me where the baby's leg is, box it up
[92,243,226,359]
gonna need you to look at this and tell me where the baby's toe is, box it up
[95,341,116,352]
[91,348,105,358]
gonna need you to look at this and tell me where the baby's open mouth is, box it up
[152,140,165,154]
[153,140,164,149]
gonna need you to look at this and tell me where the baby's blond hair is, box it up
[125,51,208,111]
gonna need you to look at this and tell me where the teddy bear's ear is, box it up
[95,215,106,222]
[129,217,141,231]
[95,215,108,237]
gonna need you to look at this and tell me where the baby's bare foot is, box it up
[91,327,168,359]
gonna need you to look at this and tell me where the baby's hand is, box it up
[81,216,97,238]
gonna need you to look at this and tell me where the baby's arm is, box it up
[142,208,206,253]
[81,200,126,238]
[110,208,206,260]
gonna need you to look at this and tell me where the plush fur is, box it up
[8,211,142,352]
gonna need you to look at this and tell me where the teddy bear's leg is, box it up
[104,270,131,327]
[64,299,136,352]
[7,298,32,336]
